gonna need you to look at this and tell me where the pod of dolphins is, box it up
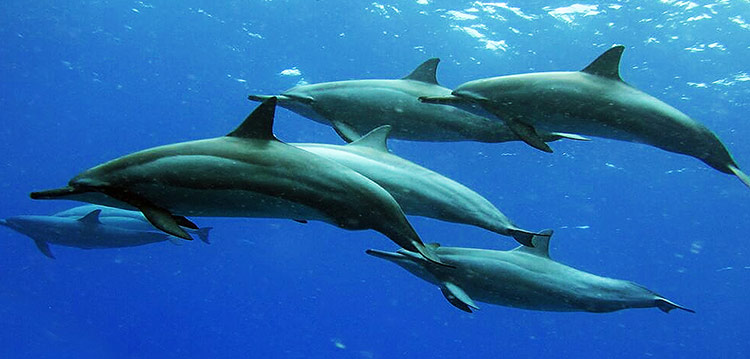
[8,45,746,315]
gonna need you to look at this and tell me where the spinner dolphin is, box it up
[367,230,694,314]
[420,46,749,188]
[30,98,443,264]
[249,58,586,144]
[293,125,545,246]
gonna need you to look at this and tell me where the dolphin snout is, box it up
[2,216,32,230]
[365,248,403,260]
[30,186,81,200]
[248,94,276,102]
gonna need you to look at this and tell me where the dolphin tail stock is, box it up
[727,165,750,189]
[655,298,695,314]
[195,227,212,244]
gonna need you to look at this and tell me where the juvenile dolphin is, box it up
[0,207,210,259]
[55,205,211,243]
[367,231,694,314]
[249,58,586,144]
[420,45,750,188]
[29,98,443,264]
[293,125,544,246]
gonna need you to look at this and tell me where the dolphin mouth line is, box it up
[418,95,466,104]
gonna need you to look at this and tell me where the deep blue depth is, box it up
[1,1,749,358]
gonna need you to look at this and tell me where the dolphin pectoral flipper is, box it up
[140,205,193,241]
[441,282,479,313]
[173,216,199,230]
[728,165,750,189]
[501,116,553,153]
[331,120,362,143]
[33,240,55,259]
[655,298,695,314]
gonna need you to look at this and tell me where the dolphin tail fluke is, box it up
[412,241,454,268]
[655,298,695,314]
[728,165,750,189]
[195,227,212,244]
[507,229,539,247]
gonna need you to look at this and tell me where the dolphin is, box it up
[54,204,211,243]
[29,98,443,265]
[248,58,587,144]
[420,45,750,188]
[293,125,545,247]
[0,207,210,259]
[366,230,695,314]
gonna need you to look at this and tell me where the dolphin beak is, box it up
[30,186,85,200]
[365,249,410,261]
[248,94,299,104]
[0,218,8,227]
[248,94,276,102]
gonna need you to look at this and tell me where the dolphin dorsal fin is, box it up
[581,45,625,81]
[402,58,440,85]
[513,229,553,259]
[78,209,102,224]
[227,97,279,141]
[347,125,392,152]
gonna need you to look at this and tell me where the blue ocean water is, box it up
[1,1,749,357]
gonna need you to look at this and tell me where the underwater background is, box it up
[1,1,749,358]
